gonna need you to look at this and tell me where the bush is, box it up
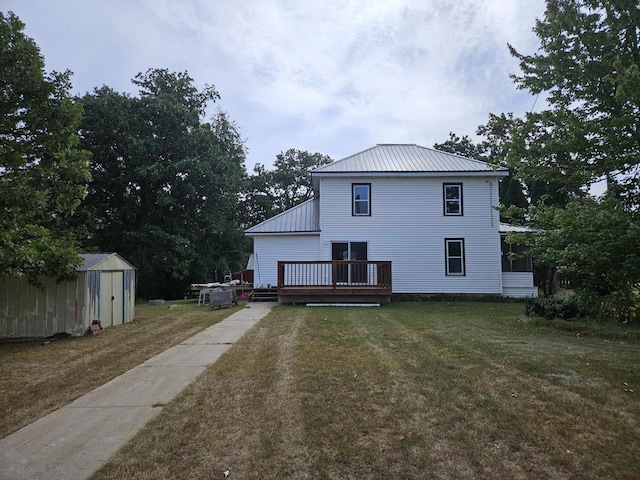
[524,293,592,320]
[598,291,639,324]
[525,290,639,324]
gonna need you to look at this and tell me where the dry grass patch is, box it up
[94,302,640,480]
[0,300,241,438]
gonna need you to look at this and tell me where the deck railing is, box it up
[277,260,392,290]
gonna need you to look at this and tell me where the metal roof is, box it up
[78,253,115,271]
[499,223,538,233]
[245,198,320,235]
[77,253,136,271]
[313,144,507,174]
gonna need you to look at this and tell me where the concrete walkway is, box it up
[0,302,273,480]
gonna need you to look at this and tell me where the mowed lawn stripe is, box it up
[93,302,640,480]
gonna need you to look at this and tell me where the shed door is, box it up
[100,271,124,327]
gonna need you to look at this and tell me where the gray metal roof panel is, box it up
[245,198,320,234]
[77,253,116,271]
[313,144,506,174]
[499,223,540,233]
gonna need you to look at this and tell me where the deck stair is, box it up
[249,287,278,302]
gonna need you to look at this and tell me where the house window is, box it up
[352,183,370,216]
[445,238,465,276]
[501,237,533,272]
[443,183,463,216]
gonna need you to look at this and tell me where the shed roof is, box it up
[78,253,136,271]
[245,198,320,235]
[313,144,507,175]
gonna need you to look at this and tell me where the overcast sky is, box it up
[5,0,546,171]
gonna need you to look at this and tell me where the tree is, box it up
[507,0,640,209]
[433,132,484,159]
[243,149,332,226]
[511,197,640,296]
[77,69,247,299]
[0,12,90,282]
[500,0,640,299]
[242,163,278,226]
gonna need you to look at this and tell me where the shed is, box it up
[0,253,136,338]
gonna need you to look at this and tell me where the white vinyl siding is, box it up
[502,272,538,298]
[252,235,321,286]
[318,176,503,294]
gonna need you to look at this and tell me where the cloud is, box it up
[6,0,546,166]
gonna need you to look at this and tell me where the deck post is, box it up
[332,261,337,289]
[277,261,284,289]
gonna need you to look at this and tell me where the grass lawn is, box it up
[93,302,640,480]
[0,300,241,438]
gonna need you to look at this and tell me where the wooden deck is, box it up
[277,260,392,304]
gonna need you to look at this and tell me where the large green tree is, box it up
[243,148,332,226]
[507,0,640,208]
[77,69,247,299]
[501,0,640,299]
[0,12,90,282]
[513,197,640,296]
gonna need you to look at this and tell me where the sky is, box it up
[5,0,547,172]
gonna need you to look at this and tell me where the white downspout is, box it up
[490,178,504,295]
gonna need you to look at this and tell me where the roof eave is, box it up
[245,231,321,237]
[312,170,509,178]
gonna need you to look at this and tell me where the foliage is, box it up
[0,12,91,282]
[433,132,484,159]
[511,197,639,296]
[76,69,247,299]
[492,0,640,300]
[598,290,640,324]
[524,293,590,320]
[243,148,332,226]
[526,288,640,324]
[507,0,640,209]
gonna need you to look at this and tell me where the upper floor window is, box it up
[445,238,466,276]
[443,183,463,216]
[352,183,370,216]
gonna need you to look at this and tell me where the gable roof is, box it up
[77,253,136,271]
[245,198,320,235]
[313,144,507,175]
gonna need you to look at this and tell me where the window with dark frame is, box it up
[352,183,371,216]
[443,183,463,216]
[445,238,465,276]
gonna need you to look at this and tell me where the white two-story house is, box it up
[245,144,537,302]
